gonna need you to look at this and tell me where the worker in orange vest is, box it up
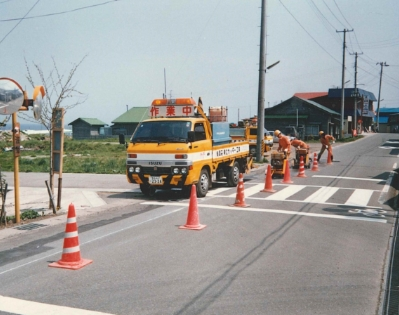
[275,129,291,158]
[318,131,335,162]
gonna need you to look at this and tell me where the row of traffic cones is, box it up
[50,151,331,271]
[260,150,333,193]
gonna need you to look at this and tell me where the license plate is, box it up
[149,176,163,185]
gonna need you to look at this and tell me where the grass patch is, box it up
[0,136,126,174]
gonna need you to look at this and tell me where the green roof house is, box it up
[68,118,107,140]
[111,107,150,136]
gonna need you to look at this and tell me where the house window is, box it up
[305,125,319,136]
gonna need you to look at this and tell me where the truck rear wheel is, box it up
[196,169,209,197]
[227,161,240,187]
[250,146,256,155]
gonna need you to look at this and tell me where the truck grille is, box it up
[142,166,171,175]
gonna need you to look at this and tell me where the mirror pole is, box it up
[12,112,20,223]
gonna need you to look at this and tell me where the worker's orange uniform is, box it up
[277,134,291,158]
[318,134,335,161]
[291,139,309,152]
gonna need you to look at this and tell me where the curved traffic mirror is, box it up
[32,85,45,120]
[0,78,24,115]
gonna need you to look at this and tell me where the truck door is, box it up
[192,122,211,159]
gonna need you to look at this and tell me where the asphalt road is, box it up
[0,132,398,315]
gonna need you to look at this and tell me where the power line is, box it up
[333,0,353,29]
[321,0,346,28]
[0,0,40,45]
[0,0,119,22]
[305,0,342,45]
[278,0,341,64]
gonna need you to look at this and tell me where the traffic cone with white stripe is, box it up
[281,159,293,184]
[179,184,206,230]
[49,203,93,270]
[311,152,319,171]
[296,156,307,178]
[261,164,276,193]
[231,173,250,207]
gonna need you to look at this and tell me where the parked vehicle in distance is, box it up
[283,126,299,139]
[230,126,273,155]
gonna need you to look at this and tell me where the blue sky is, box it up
[1,0,398,129]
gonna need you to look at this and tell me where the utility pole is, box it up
[350,52,362,132]
[336,29,353,138]
[376,62,389,131]
[256,0,267,162]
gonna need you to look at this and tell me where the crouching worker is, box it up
[291,138,310,162]
[290,139,310,153]
[318,131,335,162]
[275,129,291,159]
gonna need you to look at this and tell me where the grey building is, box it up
[111,107,150,136]
[377,108,399,133]
[264,96,341,140]
[68,118,107,140]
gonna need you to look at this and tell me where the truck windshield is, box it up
[131,121,192,143]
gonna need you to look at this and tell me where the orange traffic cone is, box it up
[49,203,93,270]
[327,150,333,165]
[311,152,319,171]
[179,185,206,230]
[297,156,307,178]
[261,164,276,193]
[281,159,293,184]
[231,173,250,207]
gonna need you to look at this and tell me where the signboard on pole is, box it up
[363,96,369,115]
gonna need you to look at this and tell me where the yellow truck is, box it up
[124,98,253,197]
[230,126,273,155]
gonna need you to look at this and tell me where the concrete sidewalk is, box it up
[0,173,139,239]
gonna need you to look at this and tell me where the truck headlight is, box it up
[129,167,134,173]
[181,167,187,174]
[173,167,179,174]
[135,166,141,173]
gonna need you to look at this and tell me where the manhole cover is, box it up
[14,223,47,231]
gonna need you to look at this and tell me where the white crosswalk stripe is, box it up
[304,187,339,203]
[227,183,264,197]
[209,184,380,209]
[345,189,374,207]
[263,185,306,200]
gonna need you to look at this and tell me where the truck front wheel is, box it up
[196,169,209,198]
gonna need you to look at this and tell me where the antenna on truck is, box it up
[163,68,166,99]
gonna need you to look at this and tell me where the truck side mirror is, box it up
[119,134,125,145]
[187,131,196,142]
